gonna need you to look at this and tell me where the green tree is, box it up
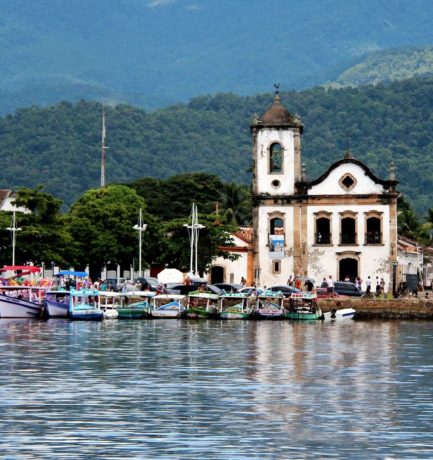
[66,185,155,277]
[219,182,251,226]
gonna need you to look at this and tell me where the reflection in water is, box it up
[1,319,433,458]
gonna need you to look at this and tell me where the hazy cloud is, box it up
[147,0,176,7]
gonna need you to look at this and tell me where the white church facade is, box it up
[212,90,399,289]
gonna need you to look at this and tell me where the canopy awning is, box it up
[55,270,88,278]
[0,265,41,273]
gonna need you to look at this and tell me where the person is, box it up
[366,276,371,294]
[355,277,361,290]
[287,275,293,286]
[295,277,302,290]
[320,277,328,288]
[327,275,334,293]
[375,276,381,296]
[344,275,350,282]
[380,277,386,296]
[240,276,246,287]
[184,276,192,286]
[304,279,314,292]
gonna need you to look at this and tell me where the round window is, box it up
[272,180,281,188]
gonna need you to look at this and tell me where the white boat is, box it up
[323,308,356,321]
[151,294,186,318]
[97,291,120,319]
[219,293,252,319]
[43,290,70,318]
[0,286,45,319]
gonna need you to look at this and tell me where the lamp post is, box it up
[133,208,147,278]
[392,260,398,298]
[183,203,205,277]
[6,210,22,266]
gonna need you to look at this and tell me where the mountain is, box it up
[329,46,433,87]
[1,77,433,214]
[3,0,433,114]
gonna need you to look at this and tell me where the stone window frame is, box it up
[313,211,333,246]
[268,142,284,174]
[267,211,286,249]
[339,173,357,192]
[339,210,358,246]
[272,260,281,274]
[336,251,361,281]
[364,210,384,246]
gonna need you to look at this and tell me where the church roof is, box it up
[252,93,303,132]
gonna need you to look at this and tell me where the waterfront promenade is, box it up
[320,296,433,319]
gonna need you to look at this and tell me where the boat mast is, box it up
[184,203,205,276]
[6,210,22,266]
[100,107,107,187]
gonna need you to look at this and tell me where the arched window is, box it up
[339,211,357,245]
[269,143,283,173]
[269,216,285,255]
[270,217,284,235]
[365,212,383,245]
[314,212,332,245]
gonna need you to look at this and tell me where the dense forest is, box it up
[2,77,433,212]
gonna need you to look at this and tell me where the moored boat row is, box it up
[0,285,355,321]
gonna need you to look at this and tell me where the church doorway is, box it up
[339,258,358,282]
[210,266,224,284]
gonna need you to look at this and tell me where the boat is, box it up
[186,290,219,319]
[323,307,356,321]
[219,292,252,319]
[151,294,186,318]
[68,288,103,321]
[116,291,155,319]
[43,290,70,318]
[97,291,120,319]
[284,292,323,320]
[252,290,284,320]
[0,286,45,318]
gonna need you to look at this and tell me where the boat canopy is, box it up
[55,270,88,277]
[0,265,41,273]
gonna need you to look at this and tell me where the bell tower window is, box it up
[269,143,283,173]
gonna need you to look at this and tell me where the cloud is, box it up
[147,0,176,7]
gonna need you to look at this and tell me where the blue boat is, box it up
[68,288,103,321]
[43,290,70,318]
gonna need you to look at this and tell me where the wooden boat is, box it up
[97,291,120,319]
[219,292,252,319]
[43,290,70,318]
[323,307,356,321]
[151,294,186,318]
[284,292,323,320]
[0,286,45,319]
[68,288,103,321]
[116,291,155,319]
[252,291,284,320]
[186,290,219,319]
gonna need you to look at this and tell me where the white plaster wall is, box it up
[309,163,385,195]
[257,205,295,288]
[255,129,295,195]
[210,252,249,285]
[306,204,391,288]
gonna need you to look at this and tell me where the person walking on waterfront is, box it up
[327,275,334,293]
[380,277,386,296]
[321,277,328,288]
[376,276,381,296]
[366,276,371,294]
[287,275,293,286]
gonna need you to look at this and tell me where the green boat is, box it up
[283,292,323,320]
[186,291,220,319]
[116,291,155,319]
[219,293,252,319]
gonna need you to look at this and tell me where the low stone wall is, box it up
[319,297,433,320]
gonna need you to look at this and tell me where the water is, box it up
[1,319,433,459]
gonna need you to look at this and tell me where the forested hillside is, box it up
[330,46,433,87]
[1,77,433,212]
[3,0,433,114]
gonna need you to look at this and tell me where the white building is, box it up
[250,90,399,288]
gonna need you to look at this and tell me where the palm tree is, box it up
[219,183,251,226]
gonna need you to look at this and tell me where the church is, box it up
[212,89,399,289]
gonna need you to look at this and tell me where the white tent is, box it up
[157,268,184,284]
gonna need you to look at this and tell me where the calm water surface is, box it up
[1,319,433,459]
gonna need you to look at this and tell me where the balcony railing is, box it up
[365,231,382,244]
[315,233,331,244]
[340,233,357,245]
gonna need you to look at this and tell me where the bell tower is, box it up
[251,85,304,287]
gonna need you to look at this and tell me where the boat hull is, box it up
[220,311,250,319]
[151,310,184,318]
[284,311,322,320]
[186,307,218,319]
[44,300,69,318]
[0,296,42,318]
[253,309,284,320]
[117,307,151,319]
[69,310,103,321]
[323,308,356,321]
